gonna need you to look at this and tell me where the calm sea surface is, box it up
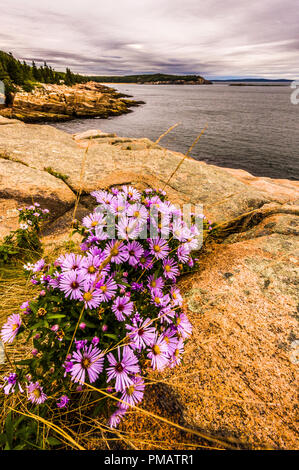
[52,84,299,180]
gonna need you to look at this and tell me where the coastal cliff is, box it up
[0,81,143,123]
[0,117,298,449]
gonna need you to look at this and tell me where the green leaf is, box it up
[47,314,66,319]
[46,436,62,447]
[104,333,118,340]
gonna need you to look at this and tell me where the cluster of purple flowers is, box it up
[0,186,209,428]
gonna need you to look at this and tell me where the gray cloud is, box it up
[1,0,298,78]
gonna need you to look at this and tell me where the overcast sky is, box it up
[1,0,298,79]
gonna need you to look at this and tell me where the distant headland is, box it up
[87,73,212,85]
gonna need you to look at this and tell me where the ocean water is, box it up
[52,84,299,180]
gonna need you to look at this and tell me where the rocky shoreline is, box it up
[0,81,144,123]
[0,117,298,449]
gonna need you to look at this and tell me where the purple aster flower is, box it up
[109,195,128,218]
[126,318,156,351]
[170,286,183,306]
[169,339,185,368]
[150,288,170,308]
[79,253,102,281]
[175,313,193,339]
[59,253,84,272]
[177,244,190,263]
[172,220,189,242]
[138,250,153,270]
[163,257,179,280]
[70,344,104,384]
[106,346,140,392]
[91,190,113,205]
[162,327,179,355]
[121,185,141,201]
[108,406,127,429]
[117,216,141,240]
[104,240,128,264]
[147,334,169,370]
[27,381,47,404]
[95,275,117,302]
[1,373,23,395]
[1,314,22,344]
[127,202,148,223]
[32,258,45,273]
[121,376,145,409]
[148,238,169,260]
[158,306,176,324]
[123,241,144,266]
[59,270,85,300]
[80,286,102,310]
[112,296,134,321]
[82,211,106,230]
[147,274,165,291]
[57,395,70,409]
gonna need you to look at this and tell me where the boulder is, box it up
[1,123,298,224]
[0,82,140,123]
[0,159,76,240]
[121,216,299,449]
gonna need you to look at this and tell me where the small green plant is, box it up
[44,167,69,184]
[0,203,49,264]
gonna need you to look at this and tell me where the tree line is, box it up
[0,50,87,105]
[88,73,209,84]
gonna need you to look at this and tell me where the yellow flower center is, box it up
[153,345,161,355]
[100,285,107,292]
[127,385,135,396]
[154,297,161,304]
[134,211,140,218]
[33,388,41,398]
[91,221,98,227]
[83,292,93,302]
[151,280,156,287]
[88,266,96,274]
[12,323,19,331]
[165,264,171,272]
[153,245,161,253]
[82,357,91,369]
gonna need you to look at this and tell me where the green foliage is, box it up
[0,411,63,450]
[0,50,88,94]
[88,73,208,84]
[0,204,49,265]
[44,167,69,184]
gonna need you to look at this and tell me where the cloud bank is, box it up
[1,0,298,78]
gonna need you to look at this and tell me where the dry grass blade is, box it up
[155,122,181,145]
[8,405,86,450]
[84,382,234,449]
[162,124,208,191]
